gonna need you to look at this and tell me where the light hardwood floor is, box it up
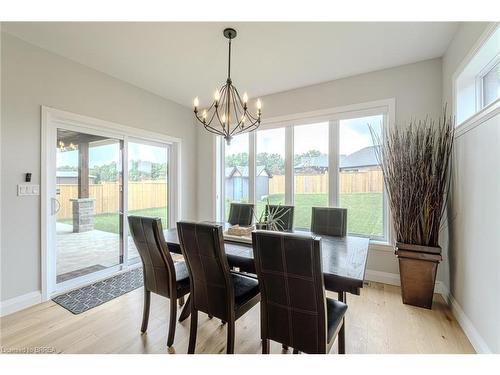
[0,282,474,354]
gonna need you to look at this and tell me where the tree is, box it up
[225,152,248,168]
[256,152,285,174]
[294,149,323,167]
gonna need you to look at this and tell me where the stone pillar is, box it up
[71,198,95,232]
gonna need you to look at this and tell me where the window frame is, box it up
[454,23,500,131]
[476,53,500,110]
[218,99,395,244]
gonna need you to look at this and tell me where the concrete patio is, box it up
[56,222,140,282]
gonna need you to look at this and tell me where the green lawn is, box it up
[59,207,168,234]
[231,193,383,237]
[62,192,383,238]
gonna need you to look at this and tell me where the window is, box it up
[218,100,393,241]
[482,59,500,107]
[293,122,329,229]
[255,128,285,220]
[455,24,500,125]
[339,115,384,238]
[224,133,249,219]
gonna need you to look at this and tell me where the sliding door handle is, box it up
[51,198,61,215]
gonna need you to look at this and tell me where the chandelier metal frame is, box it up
[193,28,261,145]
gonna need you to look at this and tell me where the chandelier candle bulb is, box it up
[193,28,262,144]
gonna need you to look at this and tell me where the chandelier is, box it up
[193,28,262,145]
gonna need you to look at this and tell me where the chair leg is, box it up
[178,294,191,322]
[188,307,198,354]
[338,320,345,354]
[167,295,177,347]
[226,320,235,354]
[141,290,151,333]
[338,291,346,354]
[262,339,269,354]
[178,295,185,307]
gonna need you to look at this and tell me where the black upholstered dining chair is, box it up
[177,221,261,354]
[128,216,191,348]
[252,230,347,354]
[227,203,254,226]
[310,207,348,237]
[265,204,294,231]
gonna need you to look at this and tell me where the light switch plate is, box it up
[17,184,40,196]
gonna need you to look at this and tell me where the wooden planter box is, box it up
[395,242,442,309]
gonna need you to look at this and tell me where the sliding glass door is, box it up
[55,128,124,285]
[47,123,175,297]
[127,140,169,263]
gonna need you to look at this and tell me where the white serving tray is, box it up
[223,232,253,245]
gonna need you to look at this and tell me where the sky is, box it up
[57,115,383,167]
[225,114,383,157]
[57,141,167,168]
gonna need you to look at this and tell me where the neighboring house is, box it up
[339,146,380,172]
[225,165,272,202]
[56,170,96,184]
[293,146,380,174]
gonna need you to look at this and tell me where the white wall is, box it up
[197,58,443,277]
[0,33,197,303]
[442,22,500,353]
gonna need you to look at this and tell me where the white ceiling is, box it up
[3,22,459,107]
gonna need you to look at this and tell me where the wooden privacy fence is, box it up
[268,170,383,195]
[56,180,167,220]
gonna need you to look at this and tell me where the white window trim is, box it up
[218,98,395,246]
[453,22,500,131]
[41,106,181,300]
[475,51,500,110]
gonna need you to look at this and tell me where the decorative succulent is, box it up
[254,198,290,231]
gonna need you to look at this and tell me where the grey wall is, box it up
[197,58,443,276]
[0,33,197,302]
[442,22,500,353]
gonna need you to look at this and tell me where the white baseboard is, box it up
[365,269,400,286]
[0,291,42,317]
[434,281,450,303]
[448,294,492,354]
[366,269,450,300]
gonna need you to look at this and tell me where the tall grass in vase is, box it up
[371,110,454,308]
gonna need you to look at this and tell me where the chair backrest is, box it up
[252,230,328,353]
[227,203,254,226]
[310,207,348,237]
[128,216,176,297]
[265,205,294,231]
[177,221,233,320]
